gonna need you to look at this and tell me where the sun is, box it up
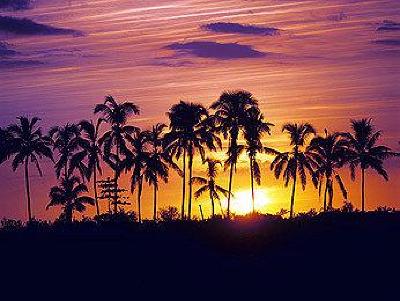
[222,189,272,215]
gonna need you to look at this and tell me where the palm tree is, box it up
[192,158,230,218]
[144,123,180,220]
[6,117,53,221]
[70,119,103,215]
[47,175,95,223]
[95,95,140,213]
[341,119,398,212]
[165,101,220,220]
[127,128,150,223]
[307,130,348,211]
[243,107,274,213]
[0,127,14,164]
[210,90,258,218]
[270,123,317,218]
[49,123,81,178]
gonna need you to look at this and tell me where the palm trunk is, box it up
[361,168,365,212]
[65,205,73,223]
[250,157,255,214]
[210,193,215,218]
[138,177,143,223]
[153,184,157,220]
[187,150,193,220]
[227,162,234,219]
[24,158,32,221]
[181,148,186,220]
[114,143,120,214]
[290,173,297,219]
[323,179,328,212]
[93,167,100,216]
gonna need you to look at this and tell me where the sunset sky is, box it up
[0,0,399,220]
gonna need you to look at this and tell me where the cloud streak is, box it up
[0,16,83,36]
[202,22,279,36]
[377,20,400,31]
[165,41,266,60]
[373,39,400,46]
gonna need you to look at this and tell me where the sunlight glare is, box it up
[222,189,271,215]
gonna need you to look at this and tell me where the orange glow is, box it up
[222,189,272,216]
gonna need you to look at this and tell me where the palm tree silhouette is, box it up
[0,127,14,164]
[243,107,274,213]
[49,123,81,178]
[270,123,317,218]
[95,95,140,213]
[192,158,230,218]
[307,130,348,211]
[70,119,104,215]
[210,90,258,218]
[47,175,95,223]
[165,101,220,220]
[341,119,398,212]
[144,123,180,220]
[6,117,53,221]
[127,128,150,223]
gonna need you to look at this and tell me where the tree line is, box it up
[0,90,398,222]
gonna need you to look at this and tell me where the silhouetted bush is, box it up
[158,206,180,222]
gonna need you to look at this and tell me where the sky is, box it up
[0,0,399,220]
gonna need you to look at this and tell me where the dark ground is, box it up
[1,212,399,298]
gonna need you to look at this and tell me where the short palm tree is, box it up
[95,95,140,213]
[144,123,180,220]
[127,128,150,223]
[6,117,53,221]
[0,127,14,164]
[165,101,220,220]
[47,175,95,223]
[243,107,274,213]
[270,123,317,218]
[307,130,348,211]
[210,90,259,218]
[70,119,103,215]
[49,123,81,178]
[192,158,230,218]
[341,119,398,212]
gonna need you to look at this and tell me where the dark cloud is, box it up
[202,22,279,36]
[327,12,348,22]
[373,39,400,46]
[0,0,32,11]
[165,41,266,60]
[0,16,84,36]
[377,20,400,31]
[0,41,17,56]
[0,59,43,68]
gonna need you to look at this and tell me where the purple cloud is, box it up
[202,22,279,36]
[165,41,266,60]
[373,39,400,46]
[0,41,17,56]
[0,16,83,36]
[377,20,400,31]
[0,0,32,11]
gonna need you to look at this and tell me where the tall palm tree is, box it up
[144,123,180,220]
[95,95,140,213]
[70,119,103,215]
[127,128,150,223]
[341,119,398,212]
[243,107,274,213]
[6,117,53,221]
[47,175,95,223]
[192,158,230,218]
[307,130,348,211]
[270,123,317,218]
[49,123,81,178]
[165,101,220,220]
[210,90,258,218]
